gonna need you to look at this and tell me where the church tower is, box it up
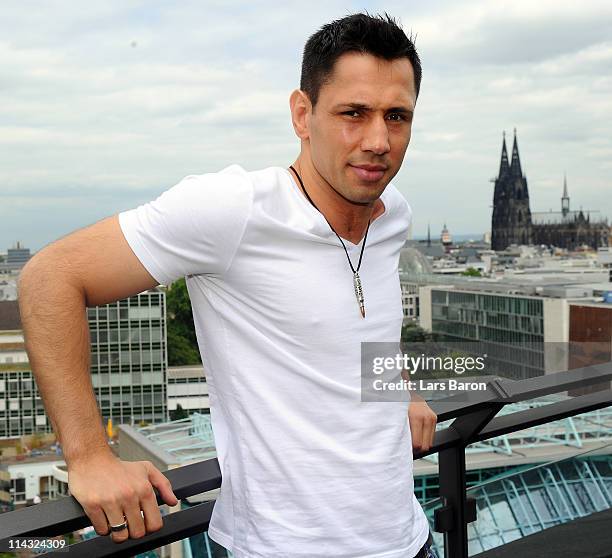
[441,222,452,246]
[491,129,532,250]
[561,173,570,217]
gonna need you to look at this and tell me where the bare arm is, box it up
[19,214,158,462]
[18,215,176,542]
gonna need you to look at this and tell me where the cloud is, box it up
[1,0,611,250]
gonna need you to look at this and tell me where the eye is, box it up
[387,113,406,122]
[342,110,360,118]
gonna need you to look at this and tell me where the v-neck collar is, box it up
[282,167,389,249]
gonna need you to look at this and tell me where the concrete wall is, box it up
[543,298,569,375]
[117,425,174,472]
[0,332,24,344]
[418,286,433,331]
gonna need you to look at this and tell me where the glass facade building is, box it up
[1,289,167,438]
[0,369,49,438]
[430,289,546,379]
[88,289,168,425]
[401,282,420,322]
[423,452,612,556]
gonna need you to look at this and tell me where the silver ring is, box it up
[109,517,128,532]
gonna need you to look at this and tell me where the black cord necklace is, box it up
[289,165,369,318]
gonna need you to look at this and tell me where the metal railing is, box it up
[1,362,611,557]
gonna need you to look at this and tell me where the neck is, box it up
[289,157,384,244]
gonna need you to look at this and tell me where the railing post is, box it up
[434,404,504,558]
[436,445,469,558]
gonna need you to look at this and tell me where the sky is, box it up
[2,0,611,251]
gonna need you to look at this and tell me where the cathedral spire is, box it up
[427,222,431,247]
[499,131,510,178]
[491,129,532,251]
[510,128,523,177]
[561,172,570,216]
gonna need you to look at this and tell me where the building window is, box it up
[11,478,26,502]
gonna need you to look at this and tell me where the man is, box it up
[18,13,437,558]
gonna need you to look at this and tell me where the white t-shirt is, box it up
[118,165,430,558]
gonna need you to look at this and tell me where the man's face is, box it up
[307,51,416,205]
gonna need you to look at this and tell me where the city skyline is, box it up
[2,0,611,251]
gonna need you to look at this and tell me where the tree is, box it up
[166,278,201,365]
[167,327,201,365]
[461,267,482,277]
[401,323,439,343]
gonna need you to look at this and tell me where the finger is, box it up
[104,504,130,544]
[123,490,147,539]
[421,419,434,452]
[144,462,178,506]
[410,415,424,452]
[83,504,111,536]
[140,487,164,533]
[429,417,437,448]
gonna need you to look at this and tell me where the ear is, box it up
[289,89,311,141]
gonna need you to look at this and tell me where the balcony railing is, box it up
[1,362,611,558]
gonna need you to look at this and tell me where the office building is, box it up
[167,365,209,415]
[0,301,49,438]
[0,287,168,439]
[88,289,168,425]
[416,274,612,379]
[0,242,32,273]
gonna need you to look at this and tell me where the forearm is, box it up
[18,254,110,466]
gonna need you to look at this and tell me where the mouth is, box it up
[349,164,387,183]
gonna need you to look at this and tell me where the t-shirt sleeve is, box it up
[118,164,253,285]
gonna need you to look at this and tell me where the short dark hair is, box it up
[300,12,422,109]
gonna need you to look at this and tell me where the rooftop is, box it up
[167,365,206,380]
[403,270,612,299]
[531,209,608,225]
[475,506,612,557]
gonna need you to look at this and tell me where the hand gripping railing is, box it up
[0,459,222,557]
[0,362,610,557]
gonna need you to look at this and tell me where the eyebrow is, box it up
[335,102,414,115]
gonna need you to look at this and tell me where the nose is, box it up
[361,115,391,155]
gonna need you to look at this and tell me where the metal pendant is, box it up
[353,271,366,318]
